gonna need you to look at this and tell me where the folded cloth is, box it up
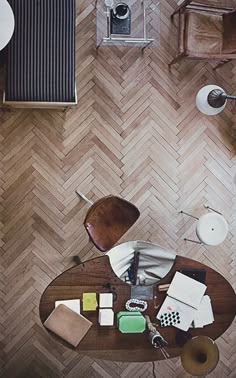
[106,241,176,286]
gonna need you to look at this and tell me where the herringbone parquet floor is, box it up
[1,0,236,377]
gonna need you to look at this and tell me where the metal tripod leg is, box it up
[75,190,94,206]
[184,238,202,244]
[180,211,199,220]
[204,205,222,215]
[180,211,200,243]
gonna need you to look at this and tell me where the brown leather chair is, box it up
[169,0,236,68]
[76,191,140,252]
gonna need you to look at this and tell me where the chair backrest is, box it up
[84,196,140,252]
[222,10,236,52]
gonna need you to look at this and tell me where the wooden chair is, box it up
[169,0,236,68]
[76,191,140,252]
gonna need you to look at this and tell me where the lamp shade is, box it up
[181,336,219,376]
[196,85,226,115]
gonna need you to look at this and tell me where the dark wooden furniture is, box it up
[169,0,236,68]
[39,255,236,362]
[83,196,140,252]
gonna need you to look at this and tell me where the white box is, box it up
[99,293,113,308]
[98,309,114,326]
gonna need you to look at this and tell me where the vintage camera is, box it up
[110,3,131,35]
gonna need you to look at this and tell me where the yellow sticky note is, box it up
[83,293,97,311]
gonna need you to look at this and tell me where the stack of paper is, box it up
[55,299,80,314]
[157,272,207,331]
[193,295,214,328]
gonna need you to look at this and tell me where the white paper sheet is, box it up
[167,272,207,309]
[193,295,214,328]
[55,299,80,314]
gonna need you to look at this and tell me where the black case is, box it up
[110,9,131,35]
[180,268,206,284]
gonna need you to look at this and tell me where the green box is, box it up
[117,311,146,333]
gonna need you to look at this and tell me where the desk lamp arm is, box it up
[208,89,236,108]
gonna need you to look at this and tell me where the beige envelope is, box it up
[44,304,92,347]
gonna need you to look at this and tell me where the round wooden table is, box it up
[0,0,15,51]
[39,255,236,362]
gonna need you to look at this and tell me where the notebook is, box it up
[44,304,92,347]
[55,299,80,314]
[83,293,97,311]
[167,272,207,309]
[157,272,207,331]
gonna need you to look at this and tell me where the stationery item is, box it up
[157,296,198,331]
[55,299,80,314]
[193,295,214,328]
[167,272,207,309]
[82,293,97,311]
[180,268,206,284]
[44,304,92,347]
[117,311,146,333]
[160,311,180,327]
[157,272,207,331]
[98,309,114,326]
[99,293,113,308]
[158,284,170,292]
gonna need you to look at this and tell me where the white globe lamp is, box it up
[196,85,236,115]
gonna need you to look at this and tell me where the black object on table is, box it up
[110,9,131,35]
[180,268,206,284]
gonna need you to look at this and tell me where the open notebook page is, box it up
[157,296,198,331]
[167,272,207,309]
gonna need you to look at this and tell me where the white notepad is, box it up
[157,272,207,331]
[193,295,214,328]
[55,299,80,314]
[167,272,207,309]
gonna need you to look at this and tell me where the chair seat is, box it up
[184,10,223,55]
[84,196,140,252]
[196,213,228,246]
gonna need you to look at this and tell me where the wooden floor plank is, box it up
[1,0,236,376]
